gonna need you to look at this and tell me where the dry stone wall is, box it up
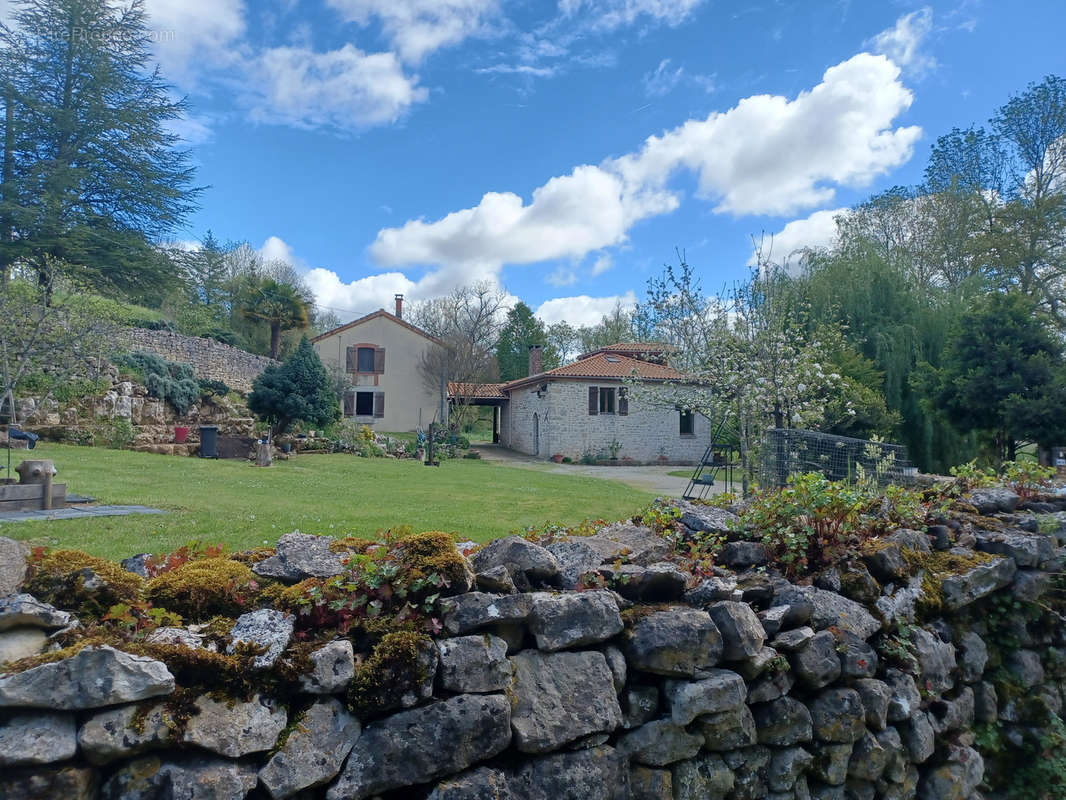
[116,328,278,394]
[0,492,1064,800]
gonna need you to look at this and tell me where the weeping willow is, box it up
[786,244,980,473]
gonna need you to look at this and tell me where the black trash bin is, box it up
[199,425,219,459]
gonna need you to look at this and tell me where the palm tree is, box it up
[240,278,310,359]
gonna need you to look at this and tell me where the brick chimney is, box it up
[528,344,543,376]
[394,294,404,319]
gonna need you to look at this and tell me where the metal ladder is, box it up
[682,418,736,500]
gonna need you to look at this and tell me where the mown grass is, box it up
[3,443,654,560]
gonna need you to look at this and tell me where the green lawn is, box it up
[3,444,654,560]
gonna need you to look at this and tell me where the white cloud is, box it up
[371,164,653,268]
[248,45,428,130]
[144,0,246,81]
[747,207,848,270]
[560,0,705,31]
[370,52,919,280]
[326,0,499,63]
[613,54,920,216]
[643,59,684,97]
[535,292,638,327]
[591,254,613,276]
[547,266,579,287]
[165,113,215,146]
[259,235,305,267]
[865,7,937,76]
[305,268,417,317]
[477,64,559,78]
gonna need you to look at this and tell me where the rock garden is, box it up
[0,471,1064,800]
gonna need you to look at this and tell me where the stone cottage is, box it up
[456,344,710,463]
[311,296,444,432]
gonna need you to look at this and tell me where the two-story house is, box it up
[311,296,443,432]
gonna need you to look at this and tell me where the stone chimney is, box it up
[394,294,404,319]
[528,344,543,376]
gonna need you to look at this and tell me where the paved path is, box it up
[472,444,727,497]
[0,505,167,524]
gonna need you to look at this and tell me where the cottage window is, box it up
[679,409,695,436]
[347,345,385,373]
[599,387,616,414]
[357,347,376,372]
[355,391,375,416]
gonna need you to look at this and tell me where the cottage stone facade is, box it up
[502,378,709,463]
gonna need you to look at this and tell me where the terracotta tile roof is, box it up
[503,352,683,390]
[311,309,441,345]
[577,341,677,361]
[448,382,507,399]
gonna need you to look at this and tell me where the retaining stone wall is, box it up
[0,492,1064,800]
[115,329,278,394]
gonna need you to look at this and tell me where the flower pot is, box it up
[174,426,189,444]
[280,443,292,453]
[551,454,564,463]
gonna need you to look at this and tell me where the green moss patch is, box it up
[24,549,143,618]
[144,558,261,620]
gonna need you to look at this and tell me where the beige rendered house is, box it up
[311,296,444,432]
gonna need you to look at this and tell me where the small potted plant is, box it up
[174,426,189,444]
[551,453,564,463]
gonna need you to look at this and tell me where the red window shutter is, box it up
[374,392,385,418]
[345,346,355,372]
[588,386,599,416]
[374,348,385,374]
[618,387,629,416]
[343,393,354,416]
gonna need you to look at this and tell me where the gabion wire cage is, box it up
[759,428,916,489]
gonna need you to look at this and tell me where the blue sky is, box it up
[46,1,1066,325]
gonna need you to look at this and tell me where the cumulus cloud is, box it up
[326,0,500,63]
[305,268,417,317]
[369,52,919,281]
[865,7,937,77]
[248,45,428,130]
[748,207,849,271]
[258,235,306,267]
[559,0,705,31]
[144,0,247,81]
[535,292,638,327]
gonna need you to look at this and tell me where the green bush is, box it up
[198,379,231,398]
[248,338,339,434]
[104,418,136,450]
[114,352,200,415]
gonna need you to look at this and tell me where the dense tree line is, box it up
[631,75,1066,474]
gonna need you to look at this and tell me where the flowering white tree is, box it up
[628,258,856,491]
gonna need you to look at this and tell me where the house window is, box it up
[346,345,385,373]
[356,347,376,372]
[679,409,695,436]
[599,387,616,414]
[355,391,375,416]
